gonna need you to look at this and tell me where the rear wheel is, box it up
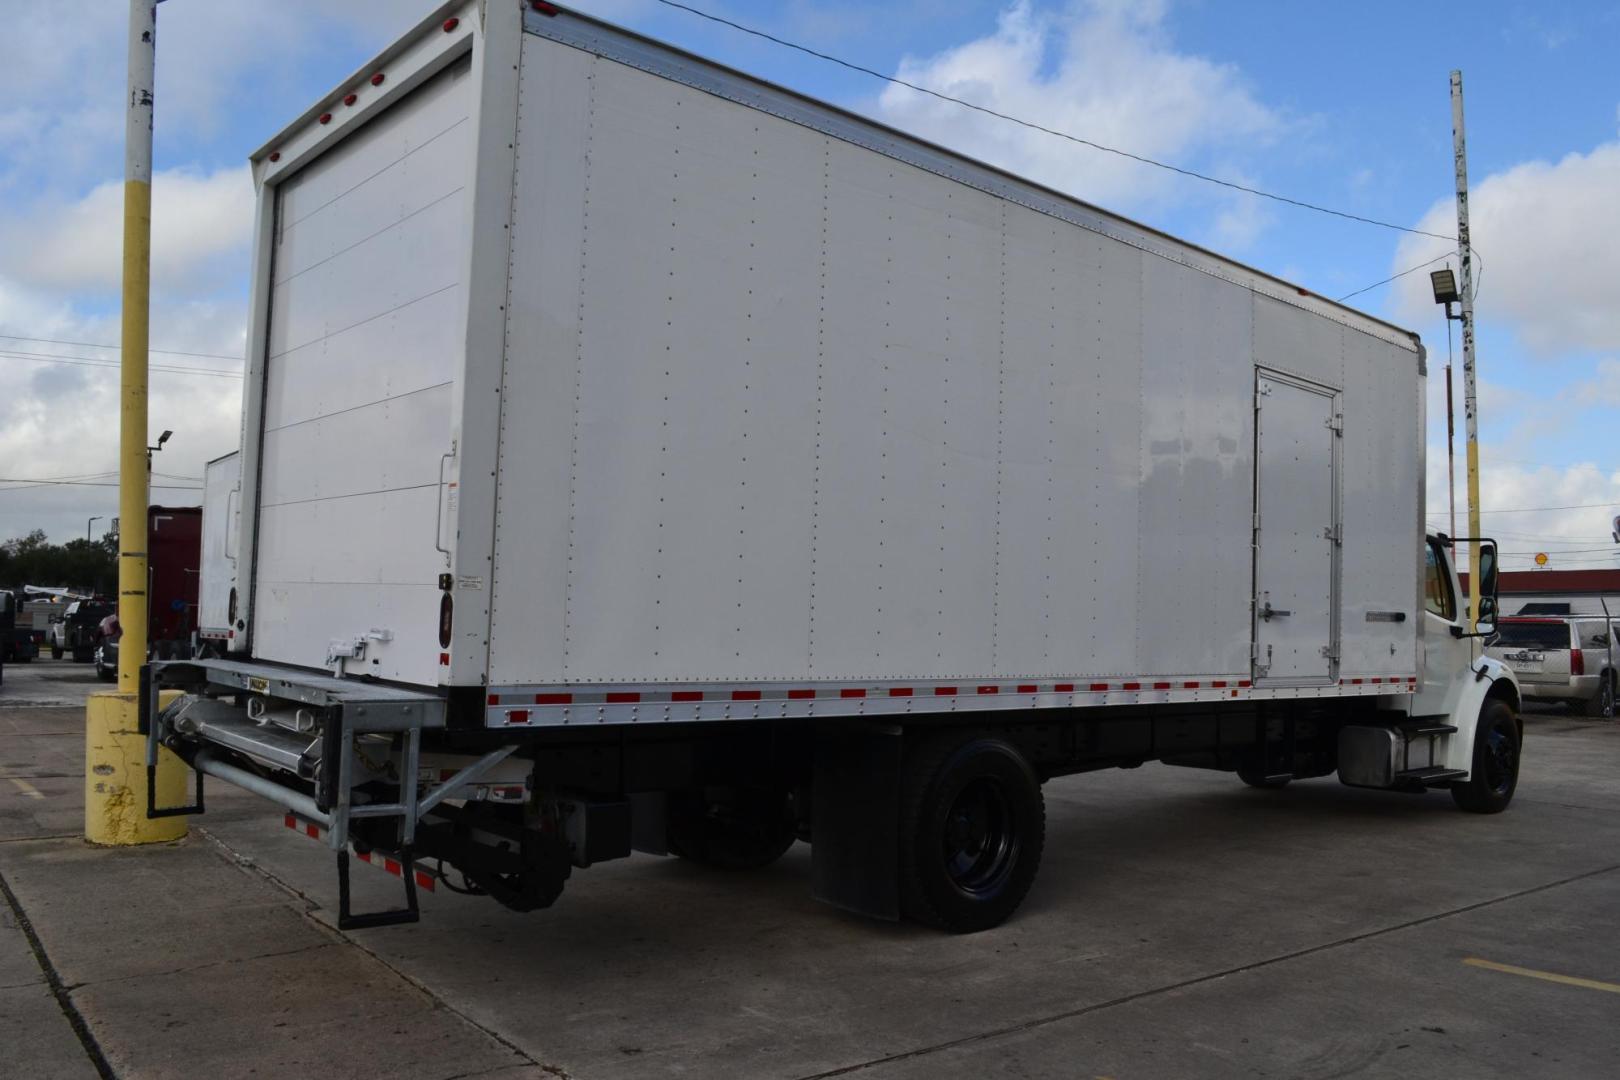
[667,786,797,870]
[1451,699,1520,814]
[899,733,1044,933]
[50,645,63,660]
[1584,674,1615,719]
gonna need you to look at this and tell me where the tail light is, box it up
[438,592,453,649]
[1571,648,1585,676]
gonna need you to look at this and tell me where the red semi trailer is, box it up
[95,506,202,679]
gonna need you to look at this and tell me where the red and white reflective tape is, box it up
[482,674,1421,728]
[282,814,435,892]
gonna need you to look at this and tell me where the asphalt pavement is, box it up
[4,657,1619,1079]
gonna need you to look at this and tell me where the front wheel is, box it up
[899,733,1045,933]
[1451,699,1521,814]
[50,644,63,660]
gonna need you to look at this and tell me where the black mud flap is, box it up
[811,723,902,920]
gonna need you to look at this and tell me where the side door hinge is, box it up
[1323,522,1342,545]
[1326,413,1344,435]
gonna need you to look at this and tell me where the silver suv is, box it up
[1486,617,1617,717]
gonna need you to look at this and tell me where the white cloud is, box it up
[1,166,254,295]
[1391,140,1620,356]
[875,1,1283,213]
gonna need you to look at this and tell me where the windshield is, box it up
[1490,622,1570,651]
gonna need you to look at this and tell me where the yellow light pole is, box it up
[86,0,187,845]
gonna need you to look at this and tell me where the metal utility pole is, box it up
[1445,363,1456,551]
[87,515,103,541]
[1451,70,1482,632]
[86,0,186,846]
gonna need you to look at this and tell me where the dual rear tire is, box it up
[898,735,1045,933]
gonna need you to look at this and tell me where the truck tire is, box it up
[1237,768,1291,789]
[1584,674,1615,719]
[50,645,63,660]
[899,733,1044,933]
[71,646,93,663]
[667,787,797,870]
[1451,699,1520,814]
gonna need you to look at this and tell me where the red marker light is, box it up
[318,112,332,125]
[532,1,560,14]
[442,16,459,31]
[268,151,280,162]
[343,93,357,106]
[370,72,385,86]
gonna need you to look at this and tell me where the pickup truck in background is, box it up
[51,599,113,662]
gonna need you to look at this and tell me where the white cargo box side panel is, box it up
[199,452,240,640]
[253,57,473,683]
[488,20,1422,690]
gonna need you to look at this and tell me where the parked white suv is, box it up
[1486,617,1616,717]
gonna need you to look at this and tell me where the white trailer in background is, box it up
[147,1,1521,932]
[197,451,241,654]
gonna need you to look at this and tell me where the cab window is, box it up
[1424,541,1456,620]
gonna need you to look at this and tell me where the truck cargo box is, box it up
[233,1,1423,723]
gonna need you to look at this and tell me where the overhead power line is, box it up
[651,0,1456,242]
[0,477,202,493]
[1337,251,1453,303]
[0,349,242,379]
[0,332,240,362]
[1428,501,1620,516]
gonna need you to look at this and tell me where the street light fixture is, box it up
[87,515,102,541]
[1429,267,1460,307]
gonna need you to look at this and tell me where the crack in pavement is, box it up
[0,866,116,1080]
[60,939,337,991]
[793,861,1620,1079]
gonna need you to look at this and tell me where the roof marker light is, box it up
[268,151,280,162]
[343,93,357,106]
[532,1,560,14]
[370,72,385,86]
[318,112,332,125]
[442,17,459,32]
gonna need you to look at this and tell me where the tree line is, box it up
[1,530,118,596]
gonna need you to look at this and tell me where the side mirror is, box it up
[1476,540,1499,635]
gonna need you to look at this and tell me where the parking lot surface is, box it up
[4,658,1619,1078]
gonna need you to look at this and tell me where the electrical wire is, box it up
[0,332,240,362]
[651,0,1457,242]
[0,477,202,493]
[0,349,242,379]
[1337,252,1453,303]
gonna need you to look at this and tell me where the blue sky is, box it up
[1,0,1617,569]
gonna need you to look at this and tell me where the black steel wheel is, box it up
[899,733,1044,933]
[667,786,797,870]
[1451,699,1521,814]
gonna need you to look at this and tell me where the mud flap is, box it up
[811,723,902,920]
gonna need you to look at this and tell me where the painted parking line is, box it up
[8,778,46,801]
[1463,957,1620,995]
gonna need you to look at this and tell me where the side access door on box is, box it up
[1252,370,1340,686]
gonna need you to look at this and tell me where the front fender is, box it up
[1441,656,1520,774]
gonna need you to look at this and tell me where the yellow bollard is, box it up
[85,691,188,846]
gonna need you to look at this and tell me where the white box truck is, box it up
[197,451,241,654]
[147,0,1521,932]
